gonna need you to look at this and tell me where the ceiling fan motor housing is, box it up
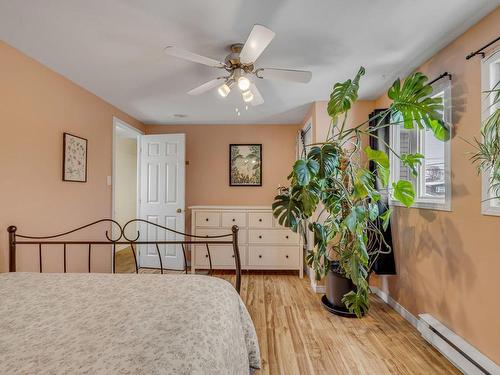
[225,43,253,72]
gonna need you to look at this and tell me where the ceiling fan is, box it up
[164,24,312,106]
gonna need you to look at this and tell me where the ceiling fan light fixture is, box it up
[218,78,235,97]
[242,89,254,102]
[238,76,251,91]
[218,84,231,97]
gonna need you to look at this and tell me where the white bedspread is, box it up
[0,273,260,374]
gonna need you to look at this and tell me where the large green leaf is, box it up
[292,159,319,186]
[379,208,393,231]
[388,72,449,141]
[392,180,415,207]
[365,146,389,168]
[401,153,424,177]
[368,202,379,221]
[377,166,390,188]
[327,67,365,119]
[307,144,339,178]
[353,168,375,199]
[272,194,302,232]
[309,222,328,250]
[343,205,367,232]
[365,146,390,187]
[295,181,321,217]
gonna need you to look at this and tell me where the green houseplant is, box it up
[272,67,449,317]
[469,79,500,200]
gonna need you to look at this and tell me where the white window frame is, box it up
[389,78,452,211]
[481,49,500,216]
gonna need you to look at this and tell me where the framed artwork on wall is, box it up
[63,132,88,182]
[229,144,262,186]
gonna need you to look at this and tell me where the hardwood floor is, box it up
[115,251,458,374]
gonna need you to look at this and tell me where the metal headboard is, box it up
[7,219,242,293]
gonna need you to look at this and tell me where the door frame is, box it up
[112,117,144,270]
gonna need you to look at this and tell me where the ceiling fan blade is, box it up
[164,46,226,68]
[239,25,276,64]
[256,68,312,83]
[187,77,225,95]
[249,83,264,106]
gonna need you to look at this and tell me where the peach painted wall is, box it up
[372,8,500,363]
[0,41,145,273]
[145,124,300,229]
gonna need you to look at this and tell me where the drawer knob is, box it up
[258,235,262,239]
[286,235,289,239]
[205,254,208,258]
[286,255,289,259]
[259,255,262,258]
[259,218,262,222]
[232,218,235,222]
[205,218,209,222]
[232,255,235,258]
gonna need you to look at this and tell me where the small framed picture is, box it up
[63,133,88,182]
[229,144,262,186]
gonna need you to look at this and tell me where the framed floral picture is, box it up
[63,133,87,182]
[229,144,262,186]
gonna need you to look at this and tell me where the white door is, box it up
[139,134,185,270]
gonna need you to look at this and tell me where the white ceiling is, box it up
[0,1,498,125]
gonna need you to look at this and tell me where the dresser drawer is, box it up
[248,212,273,228]
[248,246,299,268]
[195,228,247,244]
[195,245,245,267]
[195,211,220,227]
[248,229,298,245]
[221,212,247,227]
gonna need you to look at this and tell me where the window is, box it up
[390,78,452,211]
[481,49,500,216]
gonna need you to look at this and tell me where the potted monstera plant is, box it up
[272,67,449,317]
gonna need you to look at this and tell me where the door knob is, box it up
[176,208,182,213]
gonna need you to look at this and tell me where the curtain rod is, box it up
[466,36,499,60]
[428,72,452,86]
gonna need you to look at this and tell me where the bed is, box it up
[1,220,261,374]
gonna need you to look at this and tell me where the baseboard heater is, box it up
[417,314,499,375]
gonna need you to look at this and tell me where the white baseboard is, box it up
[371,287,499,375]
[418,314,499,375]
[305,265,326,294]
[310,279,326,294]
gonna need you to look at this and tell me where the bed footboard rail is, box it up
[7,220,242,293]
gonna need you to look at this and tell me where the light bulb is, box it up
[238,76,251,91]
[242,89,254,102]
[218,83,231,97]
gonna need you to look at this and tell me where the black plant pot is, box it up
[321,262,360,318]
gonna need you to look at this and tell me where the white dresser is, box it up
[190,206,303,278]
